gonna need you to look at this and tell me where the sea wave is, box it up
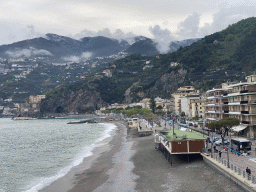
[24,123,117,192]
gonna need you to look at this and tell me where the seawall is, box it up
[202,153,256,192]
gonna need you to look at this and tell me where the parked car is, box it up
[215,139,230,146]
[202,127,210,131]
[194,124,198,127]
[189,123,193,126]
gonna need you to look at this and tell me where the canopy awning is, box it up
[232,124,248,132]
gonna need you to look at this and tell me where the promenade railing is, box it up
[204,147,256,184]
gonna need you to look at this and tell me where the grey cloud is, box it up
[178,12,201,39]
[149,25,175,54]
[62,52,92,62]
[5,47,52,58]
[199,6,256,36]
[150,6,256,53]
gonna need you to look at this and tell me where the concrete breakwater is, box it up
[202,153,256,192]
[67,116,120,124]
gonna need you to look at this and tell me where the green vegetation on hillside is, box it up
[42,17,256,112]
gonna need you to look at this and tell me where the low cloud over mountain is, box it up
[5,47,52,58]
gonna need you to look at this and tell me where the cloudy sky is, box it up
[1,0,256,50]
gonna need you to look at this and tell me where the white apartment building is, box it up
[225,75,256,138]
[172,86,199,115]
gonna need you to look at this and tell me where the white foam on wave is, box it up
[95,123,117,144]
[24,122,117,192]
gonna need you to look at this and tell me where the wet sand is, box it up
[41,120,244,192]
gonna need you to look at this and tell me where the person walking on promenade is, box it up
[219,150,222,158]
[246,167,251,175]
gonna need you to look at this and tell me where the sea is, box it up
[0,118,116,192]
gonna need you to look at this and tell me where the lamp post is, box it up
[227,145,230,168]
[211,129,213,158]
[173,117,175,136]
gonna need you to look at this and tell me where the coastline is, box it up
[39,120,130,192]
[39,118,244,192]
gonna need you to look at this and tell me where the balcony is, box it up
[240,90,248,94]
[229,112,241,115]
[228,102,240,106]
[241,121,256,125]
[240,101,248,104]
[242,121,250,124]
[249,100,256,104]
[206,111,216,114]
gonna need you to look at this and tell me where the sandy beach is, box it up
[40,119,244,192]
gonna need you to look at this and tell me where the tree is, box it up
[180,111,185,117]
[150,97,156,113]
[218,117,240,136]
[208,121,221,132]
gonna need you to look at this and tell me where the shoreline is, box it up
[39,118,244,192]
[39,120,129,192]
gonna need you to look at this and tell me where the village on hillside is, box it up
[3,74,256,140]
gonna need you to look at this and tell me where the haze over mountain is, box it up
[0,34,200,62]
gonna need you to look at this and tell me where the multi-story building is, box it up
[205,82,235,122]
[179,94,200,118]
[172,86,198,115]
[225,75,256,138]
[191,96,206,118]
[29,95,46,103]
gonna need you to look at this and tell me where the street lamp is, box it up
[211,131,213,158]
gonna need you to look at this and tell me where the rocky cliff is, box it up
[40,89,107,114]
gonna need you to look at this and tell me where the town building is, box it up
[17,95,46,117]
[191,96,206,118]
[172,86,199,115]
[225,75,256,138]
[204,83,233,122]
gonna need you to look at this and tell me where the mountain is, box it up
[0,34,129,61]
[125,38,159,56]
[80,36,129,57]
[169,38,202,52]
[0,34,200,62]
[39,17,256,114]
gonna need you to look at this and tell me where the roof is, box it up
[231,124,248,132]
[159,130,206,142]
[231,138,251,142]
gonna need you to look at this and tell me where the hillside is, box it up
[39,17,256,114]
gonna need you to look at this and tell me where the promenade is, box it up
[203,137,256,191]
[137,119,177,134]
[131,117,256,191]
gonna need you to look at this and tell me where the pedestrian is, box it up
[213,146,216,153]
[246,167,251,175]
[219,150,222,158]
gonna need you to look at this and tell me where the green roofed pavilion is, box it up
[158,130,206,142]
